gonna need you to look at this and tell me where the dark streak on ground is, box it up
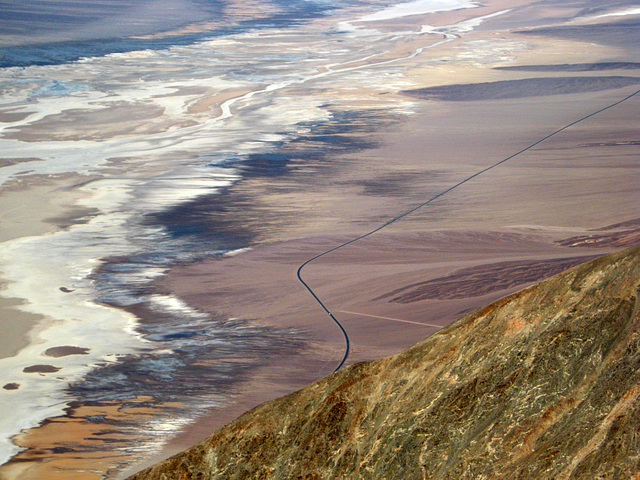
[402,76,640,101]
[495,62,640,72]
[516,18,640,50]
[377,256,602,303]
[592,217,640,231]
[145,109,388,246]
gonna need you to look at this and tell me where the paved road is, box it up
[296,88,640,372]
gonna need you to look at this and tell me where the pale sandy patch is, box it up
[0,174,99,243]
[0,174,100,361]
[0,297,42,361]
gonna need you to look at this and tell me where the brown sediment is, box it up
[12,85,640,480]
[22,365,60,373]
[0,173,101,242]
[0,112,31,123]
[44,346,90,358]
[0,297,42,361]
[0,158,42,168]
[0,397,180,480]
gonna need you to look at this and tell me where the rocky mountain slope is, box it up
[128,245,640,479]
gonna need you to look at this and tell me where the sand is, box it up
[0,298,42,361]
[0,173,100,243]
[0,173,102,362]
[1,397,179,480]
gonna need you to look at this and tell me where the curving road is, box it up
[296,88,640,372]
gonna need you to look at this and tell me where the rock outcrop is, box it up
[129,245,640,479]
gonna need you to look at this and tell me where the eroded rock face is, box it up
[129,246,640,480]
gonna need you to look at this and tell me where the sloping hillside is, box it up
[129,245,640,480]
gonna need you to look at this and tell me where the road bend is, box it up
[296,88,640,372]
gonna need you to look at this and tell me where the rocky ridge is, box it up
[129,245,640,479]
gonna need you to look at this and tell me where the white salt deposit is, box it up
[357,0,477,23]
[595,7,640,18]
